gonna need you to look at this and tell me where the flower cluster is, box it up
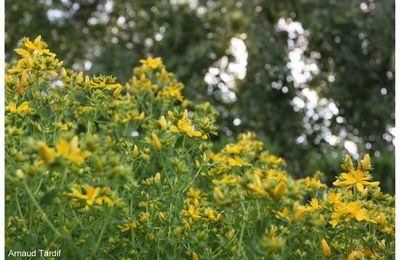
[5,37,394,259]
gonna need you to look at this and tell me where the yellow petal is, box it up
[14,48,29,57]
[56,138,70,157]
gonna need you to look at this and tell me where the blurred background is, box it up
[5,0,395,193]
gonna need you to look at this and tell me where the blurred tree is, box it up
[230,0,395,190]
[5,0,395,192]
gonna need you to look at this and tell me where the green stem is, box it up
[181,165,202,193]
[15,192,29,233]
[159,153,173,189]
[23,179,62,238]
[237,222,246,256]
[91,215,109,258]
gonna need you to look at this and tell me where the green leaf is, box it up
[175,135,184,148]
[40,188,62,206]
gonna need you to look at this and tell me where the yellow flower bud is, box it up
[361,188,369,198]
[133,145,139,158]
[159,212,166,222]
[362,154,371,170]
[192,252,199,260]
[347,251,358,260]
[168,111,175,122]
[159,116,167,131]
[61,67,67,78]
[76,71,83,82]
[142,154,150,161]
[154,172,161,183]
[225,229,234,240]
[174,227,183,235]
[294,209,306,222]
[377,239,386,250]
[321,239,331,257]
[113,85,122,97]
[16,169,25,179]
[195,160,200,169]
[152,133,162,150]
[213,187,224,200]
[149,234,155,241]
[272,182,286,199]
[85,75,91,86]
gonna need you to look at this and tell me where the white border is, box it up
[0,2,398,260]
[395,1,399,258]
[1,0,5,258]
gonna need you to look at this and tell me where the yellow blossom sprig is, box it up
[65,185,113,209]
[7,36,62,91]
[38,136,91,165]
[6,102,32,116]
[169,110,204,138]
[329,201,374,227]
[89,75,123,96]
[333,154,379,192]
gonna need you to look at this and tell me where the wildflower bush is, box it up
[5,37,395,259]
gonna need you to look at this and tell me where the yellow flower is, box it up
[170,110,202,138]
[321,239,331,257]
[266,155,285,166]
[118,220,137,232]
[324,191,343,205]
[276,208,290,221]
[185,205,202,220]
[227,156,251,167]
[308,198,319,211]
[23,36,55,56]
[305,176,327,191]
[333,163,379,192]
[157,84,184,102]
[6,102,31,116]
[140,57,162,69]
[152,133,162,150]
[38,142,56,164]
[67,185,113,208]
[8,36,62,92]
[90,75,122,94]
[212,174,239,185]
[140,212,150,222]
[56,136,91,165]
[329,201,372,227]
[225,144,241,154]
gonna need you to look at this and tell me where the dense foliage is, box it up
[5,0,395,193]
[5,37,394,259]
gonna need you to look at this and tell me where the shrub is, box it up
[5,36,395,259]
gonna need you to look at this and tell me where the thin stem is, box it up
[91,216,109,258]
[181,165,202,193]
[15,192,29,233]
[23,179,62,238]
[159,153,173,189]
